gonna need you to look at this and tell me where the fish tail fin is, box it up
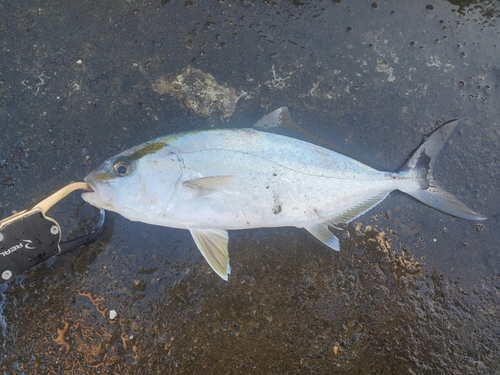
[397,120,486,220]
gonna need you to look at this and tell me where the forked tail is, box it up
[397,120,486,220]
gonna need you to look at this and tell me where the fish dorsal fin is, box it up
[253,107,331,147]
[253,107,382,169]
[189,228,231,280]
[183,175,234,196]
[305,223,340,251]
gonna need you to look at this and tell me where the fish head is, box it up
[82,140,182,220]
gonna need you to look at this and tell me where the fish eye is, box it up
[112,159,134,177]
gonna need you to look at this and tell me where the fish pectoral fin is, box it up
[183,175,234,196]
[305,223,340,251]
[189,228,231,280]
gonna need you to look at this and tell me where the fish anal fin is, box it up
[330,192,390,224]
[305,223,340,251]
[189,228,231,280]
[183,175,234,196]
[305,193,390,251]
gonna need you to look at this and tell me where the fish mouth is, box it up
[81,177,98,205]
[83,175,97,191]
[82,182,94,192]
[82,175,114,208]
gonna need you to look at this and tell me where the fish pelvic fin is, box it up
[189,228,231,280]
[398,120,486,220]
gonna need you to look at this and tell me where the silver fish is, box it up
[82,107,485,280]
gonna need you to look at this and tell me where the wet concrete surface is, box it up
[1,0,499,373]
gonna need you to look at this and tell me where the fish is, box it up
[82,107,485,280]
